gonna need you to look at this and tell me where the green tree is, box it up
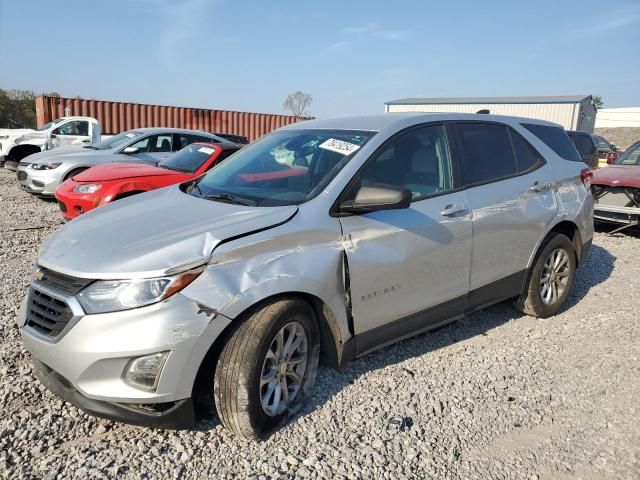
[0,88,37,128]
[592,95,604,108]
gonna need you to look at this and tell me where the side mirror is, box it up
[122,146,139,154]
[339,184,411,214]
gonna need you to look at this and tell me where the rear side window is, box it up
[573,134,595,156]
[523,124,581,162]
[456,123,518,185]
[510,129,543,172]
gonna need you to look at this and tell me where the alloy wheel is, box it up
[259,321,308,417]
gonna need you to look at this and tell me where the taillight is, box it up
[581,168,593,189]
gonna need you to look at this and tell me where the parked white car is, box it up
[0,116,103,170]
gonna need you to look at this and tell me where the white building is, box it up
[384,95,597,132]
[595,107,640,128]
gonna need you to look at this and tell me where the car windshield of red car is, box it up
[615,143,640,165]
[159,144,218,173]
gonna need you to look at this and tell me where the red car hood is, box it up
[75,163,185,182]
[592,165,640,189]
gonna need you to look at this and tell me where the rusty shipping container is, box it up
[35,96,311,141]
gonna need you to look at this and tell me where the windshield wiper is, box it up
[204,193,257,206]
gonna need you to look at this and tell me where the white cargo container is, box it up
[385,95,597,132]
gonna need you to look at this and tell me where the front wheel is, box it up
[214,299,319,440]
[514,233,577,318]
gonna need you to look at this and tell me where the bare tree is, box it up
[283,91,312,118]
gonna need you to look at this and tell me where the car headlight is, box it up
[76,268,204,314]
[73,183,102,193]
[31,162,62,170]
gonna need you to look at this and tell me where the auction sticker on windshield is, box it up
[198,147,215,155]
[319,138,361,156]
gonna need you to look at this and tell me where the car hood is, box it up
[0,128,34,138]
[38,185,298,279]
[592,165,640,188]
[75,163,183,182]
[25,147,112,164]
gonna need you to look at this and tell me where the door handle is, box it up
[530,181,551,193]
[440,204,469,217]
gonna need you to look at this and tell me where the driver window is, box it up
[357,124,453,199]
[55,120,89,136]
[151,135,173,152]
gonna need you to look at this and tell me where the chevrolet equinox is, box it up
[19,113,594,440]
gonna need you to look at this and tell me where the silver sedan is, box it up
[16,128,229,196]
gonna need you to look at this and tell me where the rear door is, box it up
[451,122,558,309]
[339,123,472,350]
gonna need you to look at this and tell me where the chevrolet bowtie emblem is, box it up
[33,268,45,282]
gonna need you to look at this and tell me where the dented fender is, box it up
[180,207,352,357]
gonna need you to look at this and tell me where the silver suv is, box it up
[19,114,594,440]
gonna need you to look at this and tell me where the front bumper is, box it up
[19,282,231,409]
[55,179,106,220]
[16,165,63,195]
[33,359,196,429]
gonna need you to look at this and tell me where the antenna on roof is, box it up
[476,109,490,114]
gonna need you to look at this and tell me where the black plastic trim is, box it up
[33,359,195,429]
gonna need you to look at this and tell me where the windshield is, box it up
[36,118,64,131]
[615,143,640,165]
[92,131,144,150]
[187,129,375,206]
[159,144,218,173]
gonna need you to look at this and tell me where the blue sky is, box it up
[1,0,639,117]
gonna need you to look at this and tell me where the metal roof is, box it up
[282,112,560,132]
[385,95,592,105]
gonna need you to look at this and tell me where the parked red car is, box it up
[55,142,241,220]
[591,140,640,229]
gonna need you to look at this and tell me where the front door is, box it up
[51,120,90,148]
[338,124,472,352]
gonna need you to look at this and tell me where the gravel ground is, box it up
[1,168,639,480]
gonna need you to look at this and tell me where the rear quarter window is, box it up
[522,123,581,162]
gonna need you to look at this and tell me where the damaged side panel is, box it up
[180,209,352,364]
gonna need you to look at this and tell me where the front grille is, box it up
[58,201,67,213]
[26,288,74,338]
[17,171,27,180]
[34,266,93,296]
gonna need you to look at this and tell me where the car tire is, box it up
[214,298,320,440]
[64,168,87,181]
[514,233,577,318]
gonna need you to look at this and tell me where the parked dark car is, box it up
[567,131,599,169]
[213,132,249,144]
[592,134,619,163]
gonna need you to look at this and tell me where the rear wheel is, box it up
[214,298,319,440]
[514,233,576,318]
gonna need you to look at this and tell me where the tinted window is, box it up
[457,123,517,185]
[151,134,173,152]
[510,129,542,172]
[523,124,581,162]
[573,134,595,155]
[357,124,453,199]
[175,134,212,150]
